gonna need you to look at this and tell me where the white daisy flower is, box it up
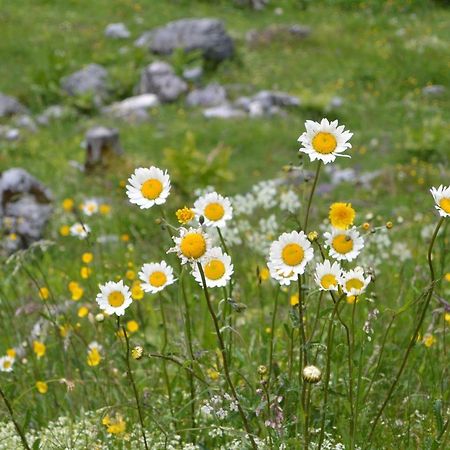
[193,192,233,228]
[192,247,233,288]
[298,118,353,164]
[0,355,14,372]
[430,185,450,218]
[339,267,371,297]
[70,222,91,239]
[267,261,297,286]
[139,261,175,294]
[168,227,211,265]
[268,230,314,277]
[96,280,132,316]
[324,227,364,262]
[314,260,342,291]
[82,199,99,216]
[126,167,171,209]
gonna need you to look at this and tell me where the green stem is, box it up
[368,216,445,442]
[197,263,257,450]
[268,287,281,383]
[303,161,322,231]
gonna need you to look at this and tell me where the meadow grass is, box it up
[0,0,449,449]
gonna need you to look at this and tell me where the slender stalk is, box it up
[0,386,31,450]
[368,217,445,442]
[318,294,343,450]
[197,263,257,450]
[268,287,281,383]
[349,299,357,450]
[303,161,322,231]
[217,227,230,256]
[119,320,149,450]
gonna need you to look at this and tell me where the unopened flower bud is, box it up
[307,231,318,242]
[131,345,144,360]
[257,365,267,376]
[95,313,105,322]
[303,365,322,383]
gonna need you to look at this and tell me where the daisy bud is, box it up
[302,365,322,383]
[362,222,370,230]
[95,313,105,322]
[307,231,318,242]
[199,215,205,225]
[131,345,144,360]
[385,221,393,229]
[155,218,162,225]
[257,365,267,376]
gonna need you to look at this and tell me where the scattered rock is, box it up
[61,64,109,104]
[84,126,123,170]
[234,0,269,10]
[235,90,300,116]
[246,24,311,47]
[136,61,187,102]
[134,31,153,48]
[0,168,53,253]
[186,83,227,107]
[328,96,344,110]
[182,66,203,82]
[422,85,446,97]
[36,105,68,126]
[14,115,37,132]
[104,23,130,39]
[103,94,159,122]
[0,93,28,118]
[203,104,246,119]
[0,126,20,141]
[140,18,234,62]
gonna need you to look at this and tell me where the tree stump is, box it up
[85,126,123,170]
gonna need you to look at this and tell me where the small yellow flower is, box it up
[329,203,356,230]
[346,295,358,304]
[386,221,393,229]
[290,294,299,306]
[125,270,136,281]
[99,204,111,215]
[423,334,436,348]
[36,381,48,394]
[307,231,318,242]
[33,341,46,358]
[207,367,220,381]
[126,320,139,333]
[105,414,126,435]
[8,233,17,241]
[80,266,92,279]
[59,225,70,236]
[444,273,450,282]
[82,252,93,264]
[131,282,144,300]
[62,198,74,212]
[59,324,70,338]
[39,287,50,301]
[121,234,130,242]
[6,348,16,359]
[131,346,144,360]
[176,207,195,225]
[265,327,272,334]
[259,267,270,282]
[78,306,89,318]
[445,313,450,324]
[87,348,101,367]
[362,222,370,231]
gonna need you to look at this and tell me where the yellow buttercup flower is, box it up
[99,204,111,215]
[290,294,299,306]
[6,348,16,359]
[62,198,74,212]
[39,287,50,301]
[78,306,89,318]
[82,252,93,264]
[36,381,48,394]
[176,207,195,225]
[87,343,102,367]
[33,341,46,358]
[131,282,144,300]
[59,225,70,236]
[80,267,92,279]
[444,273,450,282]
[207,367,220,381]
[423,334,436,348]
[329,203,355,230]
[126,320,139,333]
[259,267,270,281]
[104,414,126,435]
[125,270,136,281]
[445,313,450,323]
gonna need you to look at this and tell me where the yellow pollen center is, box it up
[439,197,450,213]
[346,278,364,291]
[204,259,226,280]
[108,291,125,307]
[332,235,354,254]
[204,202,225,221]
[141,178,163,200]
[312,132,337,154]
[180,233,207,259]
[321,274,337,289]
[149,271,167,287]
[4,361,11,369]
[281,243,304,266]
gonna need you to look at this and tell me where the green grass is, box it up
[0,1,449,449]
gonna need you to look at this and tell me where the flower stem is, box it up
[268,286,281,383]
[197,262,257,450]
[367,216,445,442]
[303,161,322,231]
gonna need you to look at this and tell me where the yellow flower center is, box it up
[180,233,207,259]
[332,234,353,254]
[281,243,304,266]
[439,197,450,213]
[312,132,337,154]
[204,259,226,280]
[149,271,167,287]
[4,360,11,369]
[108,291,125,307]
[321,274,337,289]
[329,203,355,229]
[141,178,163,200]
[204,202,225,221]
[345,278,364,291]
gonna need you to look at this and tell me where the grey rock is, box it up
[36,105,67,126]
[203,104,246,119]
[0,93,28,118]
[134,31,153,48]
[422,85,446,97]
[85,126,123,169]
[186,83,226,107]
[0,168,53,253]
[236,90,300,116]
[136,61,187,102]
[61,64,109,103]
[103,94,159,122]
[182,66,203,82]
[148,18,234,62]
[328,96,344,109]
[246,24,311,46]
[105,23,130,39]
[0,126,20,141]
[14,115,37,132]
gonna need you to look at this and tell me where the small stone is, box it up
[103,94,159,122]
[36,105,67,126]
[203,104,246,119]
[186,83,226,107]
[104,23,130,39]
[182,66,203,82]
[422,84,446,97]
[0,93,28,118]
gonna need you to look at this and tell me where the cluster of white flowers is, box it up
[201,393,239,422]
